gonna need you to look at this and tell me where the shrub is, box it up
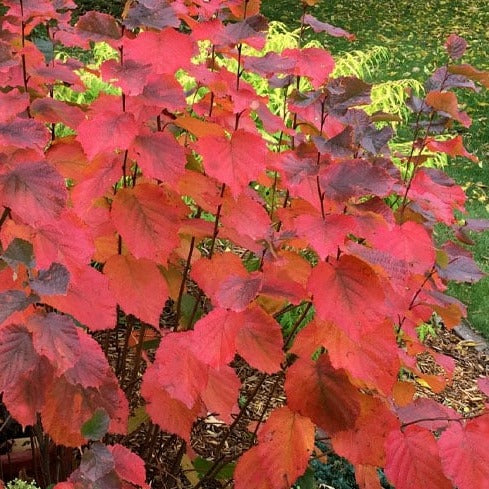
[6,480,40,489]
[0,2,488,489]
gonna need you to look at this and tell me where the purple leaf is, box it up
[304,14,355,41]
[30,263,70,296]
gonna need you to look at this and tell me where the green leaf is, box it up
[179,293,203,329]
[81,408,110,441]
[32,37,54,63]
[127,406,150,434]
[193,457,235,480]
[295,467,318,489]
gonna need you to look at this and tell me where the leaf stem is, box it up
[125,321,147,399]
[283,301,313,351]
[175,208,202,325]
[19,0,31,117]
[0,207,11,230]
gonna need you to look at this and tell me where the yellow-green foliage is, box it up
[390,139,448,173]
[366,78,424,123]
[6,480,40,489]
[54,41,120,106]
[333,46,390,79]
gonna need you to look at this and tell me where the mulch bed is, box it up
[416,327,489,416]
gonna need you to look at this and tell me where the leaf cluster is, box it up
[0,2,488,489]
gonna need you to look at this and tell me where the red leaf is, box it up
[77,111,138,160]
[142,363,204,443]
[216,274,262,311]
[46,266,117,331]
[258,407,315,488]
[332,395,399,467]
[191,253,243,300]
[78,443,114,483]
[0,161,67,226]
[294,213,355,260]
[477,377,489,396]
[101,59,152,96]
[111,183,185,264]
[195,130,268,197]
[426,135,477,162]
[178,170,223,213]
[437,255,485,283]
[283,48,335,88]
[136,74,187,112]
[0,324,39,392]
[151,332,208,408]
[384,426,452,489]
[0,89,29,122]
[124,29,194,75]
[313,127,355,158]
[355,465,383,489]
[290,319,329,359]
[0,119,49,152]
[104,254,169,327]
[109,444,147,488]
[191,253,262,311]
[235,407,315,489]
[409,168,466,224]
[438,415,489,489]
[425,90,471,127]
[174,116,226,139]
[220,193,271,253]
[64,331,116,389]
[321,320,400,394]
[192,308,241,368]
[215,16,267,47]
[41,330,128,446]
[448,64,489,89]
[3,358,53,427]
[236,305,284,373]
[31,97,85,129]
[131,132,186,186]
[32,210,94,271]
[70,154,121,214]
[308,255,388,338]
[260,252,311,305]
[243,52,296,77]
[27,312,81,374]
[0,290,37,326]
[33,61,82,88]
[201,365,240,423]
[45,137,88,181]
[285,356,360,434]
[397,398,459,431]
[369,221,436,276]
[0,40,17,71]
[233,446,273,489]
[42,373,128,446]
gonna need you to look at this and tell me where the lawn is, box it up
[262,0,489,338]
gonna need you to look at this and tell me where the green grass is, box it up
[261,0,489,338]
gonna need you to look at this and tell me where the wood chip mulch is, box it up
[415,326,489,416]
